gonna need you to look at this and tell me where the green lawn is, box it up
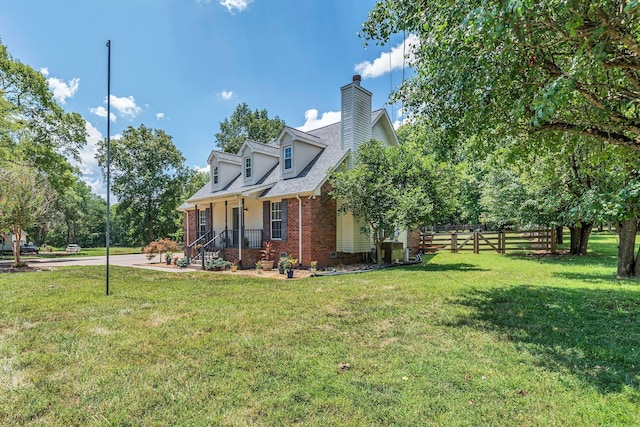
[1,233,638,425]
[36,247,142,258]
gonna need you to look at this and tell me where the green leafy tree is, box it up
[330,139,447,264]
[96,124,190,245]
[0,40,86,191]
[0,164,56,266]
[43,178,106,247]
[362,0,640,276]
[215,103,285,153]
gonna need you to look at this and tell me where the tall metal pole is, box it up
[106,40,111,296]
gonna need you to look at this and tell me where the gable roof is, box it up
[207,150,241,165]
[186,109,395,204]
[276,127,326,148]
[239,140,280,157]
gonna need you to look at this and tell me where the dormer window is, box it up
[244,156,252,178]
[212,166,219,185]
[283,146,292,170]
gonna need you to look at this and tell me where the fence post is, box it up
[499,231,505,254]
[451,233,457,253]
[473,231,479,254]
[550,228,556,253]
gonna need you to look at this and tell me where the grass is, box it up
[1,233,638,425]
[35,247,142,258]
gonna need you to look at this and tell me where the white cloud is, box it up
[194,165,209,174]
[296,109,341,132]
[40,67,49,76]
[156,112,166,120]
[220,0,252,13]
[90,94,141,121]
[354,34,420,79]
[219,90,233,100]
[75,123,124,198]
[90,106,117,122]
[109,95,142,118]
[46,76,80,105]
[77,121,106,197]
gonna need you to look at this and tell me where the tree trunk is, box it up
[375,240,383,264]
[569,226,580,255]
[568,222,592,255]
[11,227,22,267]
[555,225,564,245]
[617,218,637,278]
[578,222,593,255]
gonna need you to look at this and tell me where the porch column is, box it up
[224,200,228,248]
[194,205,199,239]
[238,198,242,264]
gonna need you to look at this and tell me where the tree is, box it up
[0,164,56,266]
[0,40,86,192]
[96,124,190,245]
[215,103,285,153]
[362,0,640,276]
[43,178,106,247]
[330,139,447,264]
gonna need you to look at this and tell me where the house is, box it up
[179,75,418,268]
[0,232,27,253]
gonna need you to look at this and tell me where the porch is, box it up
[185,228,263,267]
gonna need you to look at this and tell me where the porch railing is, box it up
[216,229,263,249]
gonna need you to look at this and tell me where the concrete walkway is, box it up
[0,253,192,272]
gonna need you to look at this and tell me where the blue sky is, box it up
[0,0,414,196]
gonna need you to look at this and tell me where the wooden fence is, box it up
[419,229,556,254]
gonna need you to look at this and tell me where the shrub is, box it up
[206,258,230,271]
[176,257,189,268]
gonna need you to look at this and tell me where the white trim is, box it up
[283,145,293,171]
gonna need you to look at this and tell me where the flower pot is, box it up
[262,260,274,271]
[231,265,238,272]
[287,270,294,279]
[278,266,285,274]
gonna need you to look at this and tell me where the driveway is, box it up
[0,254,191,273]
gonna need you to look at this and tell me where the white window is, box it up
[284,146,292,170]
[213,166,219,185]
[244,157,252,178]
[199,210,207,234]
[271,202,282,239]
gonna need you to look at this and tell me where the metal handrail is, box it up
[186,230,212,260]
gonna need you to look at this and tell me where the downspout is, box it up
[296,194,303,266]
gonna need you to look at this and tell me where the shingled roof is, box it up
[185,110,388,204]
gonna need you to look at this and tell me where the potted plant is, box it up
[255,260,263,273]
[260,240,275,271]
[230,260,238,272]
[278,257,287,274]
[310,260,318,273]
[285,255,297,279]
[166,252,173,265]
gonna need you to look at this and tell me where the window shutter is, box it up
[263,201,270,241]
[206,208,212,233]
[281,199,288,241]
